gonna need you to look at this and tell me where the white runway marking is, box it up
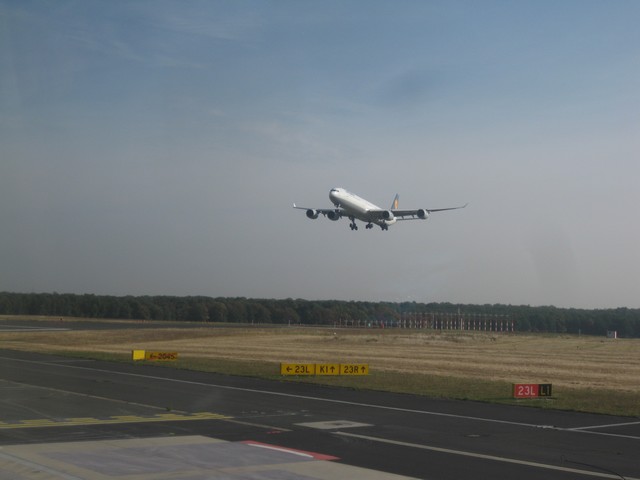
[2,355,639,441]
[570,420,640,430]
[334,432,640,480]
[297,420,372,430]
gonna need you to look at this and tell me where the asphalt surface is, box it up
[1,323,639,479]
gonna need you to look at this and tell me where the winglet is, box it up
[391,194,399,210]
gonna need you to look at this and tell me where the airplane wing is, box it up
[293,204,345,219]
[363,203,468,221]
[391,203,468,220]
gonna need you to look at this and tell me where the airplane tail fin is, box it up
[391,194,399,210]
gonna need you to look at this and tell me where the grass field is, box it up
[2,316,639,416]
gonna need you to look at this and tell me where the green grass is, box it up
[53,350,640,417]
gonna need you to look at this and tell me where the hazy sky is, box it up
[2,1,639,308]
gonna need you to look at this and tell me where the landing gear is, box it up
[347,219,387,231]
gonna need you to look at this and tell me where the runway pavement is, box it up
[1,348,639,479]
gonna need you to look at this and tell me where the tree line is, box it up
[1,292,639,337]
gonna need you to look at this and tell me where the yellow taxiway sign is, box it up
[280,363,369,376]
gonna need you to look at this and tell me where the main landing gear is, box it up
[348,219,388,231]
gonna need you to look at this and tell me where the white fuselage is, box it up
[329,188,396,228]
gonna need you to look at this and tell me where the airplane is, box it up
[293,187,467,231]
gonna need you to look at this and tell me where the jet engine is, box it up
[327,210,341,221]
[306,209,319,219]
[417,209,429,219]
[382,210,395,221]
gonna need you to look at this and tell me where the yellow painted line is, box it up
[155,413,192,420]
[190,412,225,418]
[70,417,102,423]
[112,415,145,421]
[19,419,57,427]
[0,412,229,429]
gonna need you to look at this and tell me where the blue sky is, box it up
[1,1,639,308]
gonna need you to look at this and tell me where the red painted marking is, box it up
[241,441,339,461]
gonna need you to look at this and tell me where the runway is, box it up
[1,348,639,479]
